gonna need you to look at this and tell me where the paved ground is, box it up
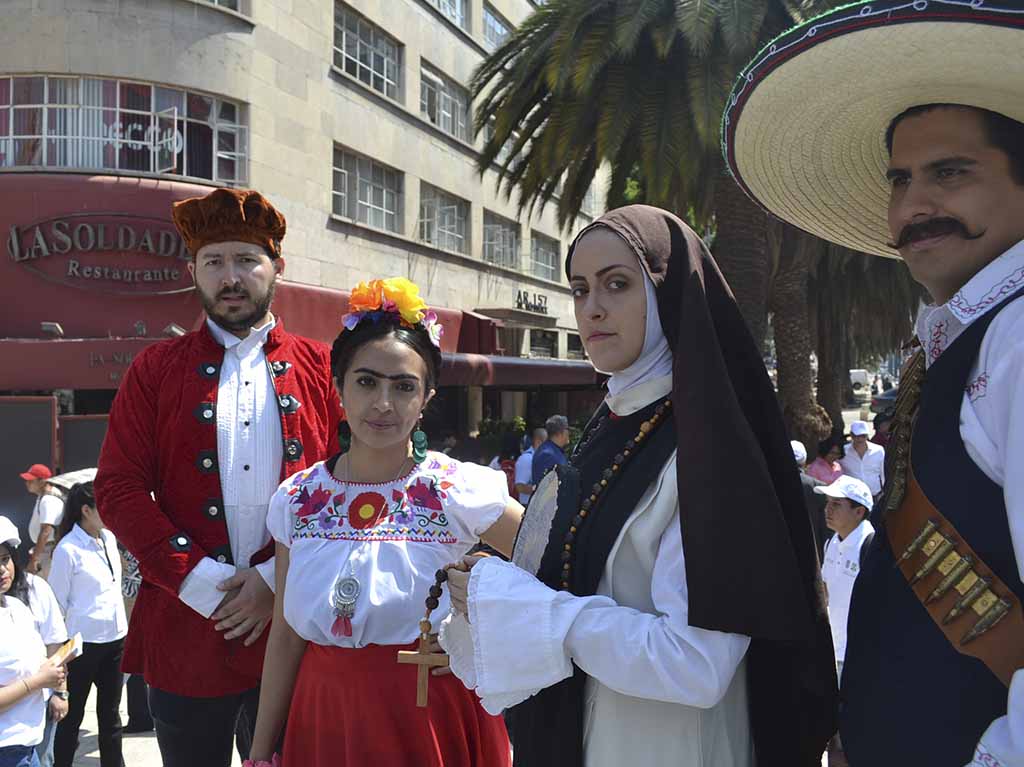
[72,685,241,767]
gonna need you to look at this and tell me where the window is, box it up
[419,184,469,254]
[425,0,468,30]
[485,118,519,165]
[420,64,469,142]
[333,147,403,233]
[334,4,402,100]
[582,183,597,215]
[484,4,512,50]
[483,211,520,269]
[205,0,239,9]
[567,333,586,360]
[530,232,560,282]
[530,329,558,359]
[0,75,246,182]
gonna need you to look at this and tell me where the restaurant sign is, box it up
[7,213,193,295]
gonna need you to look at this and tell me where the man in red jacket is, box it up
[95,188,342,767]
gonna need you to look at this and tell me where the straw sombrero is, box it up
[721,0,1024,258]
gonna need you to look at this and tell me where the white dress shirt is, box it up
[514,447,535,505]
[178,317,283,619]
[838,442,885,496]
[24,573,68,647]
[49,525,128,644]
[28,493,63,544]
[0,596,46,749]
[821,519,874,663]
[911,240,1024,767]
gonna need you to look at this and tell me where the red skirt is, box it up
[282,642,511,767]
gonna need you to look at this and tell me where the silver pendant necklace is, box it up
[329,452,411,639]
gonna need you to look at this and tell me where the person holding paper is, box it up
[48,483,127,767]
[0,517,67,767]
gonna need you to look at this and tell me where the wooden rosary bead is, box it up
[425,596,439,610]
[435,569,448,583]
[428,585,443,599]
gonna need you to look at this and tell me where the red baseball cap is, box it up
[19,464,52,481]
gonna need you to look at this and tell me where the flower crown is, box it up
[342,277,444,348]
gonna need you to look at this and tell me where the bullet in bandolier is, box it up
[944,576,993,625]
[962,598,1013,645]
[926,555,975,605]
[910,534,956,586]
[897,519,940,565]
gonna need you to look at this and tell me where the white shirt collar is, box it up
[71,523,102,546]
[206,314,276,355]
[605,373,673,416]
[915,240,1024,366]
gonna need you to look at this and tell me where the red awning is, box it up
[441,353,599,387]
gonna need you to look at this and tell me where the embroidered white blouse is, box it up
[266,452,509,647]
[913,240,1024,767]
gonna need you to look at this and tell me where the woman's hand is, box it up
[49,694,69,722]
[424,634,452,676]
[446,555,487,617]
[33,657,66,690]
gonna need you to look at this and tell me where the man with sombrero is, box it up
[723,1,1024,764]
[95,188,342,766]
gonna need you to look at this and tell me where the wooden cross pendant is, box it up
[397,632,450,707]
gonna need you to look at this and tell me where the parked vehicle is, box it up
[870,387,898,414]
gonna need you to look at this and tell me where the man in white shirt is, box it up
[20,464,64,577]
[514,428,547,506]
[838,422,885,498]
[815,476,874,677]
[95,188,342,767]
[722,9,1024,763]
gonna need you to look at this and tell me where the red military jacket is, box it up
[95,319,341,697]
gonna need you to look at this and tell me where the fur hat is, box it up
[172,188,286,259]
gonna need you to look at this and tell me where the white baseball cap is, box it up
[850,421,870,437]
[791,440,807,465]
[0,516,21,548]
[814,475,874,511]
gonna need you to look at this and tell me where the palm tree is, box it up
[809,247,924,434]
[472,0,836,349]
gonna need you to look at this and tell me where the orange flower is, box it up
[348,280,384,313]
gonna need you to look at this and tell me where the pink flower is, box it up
[406,479,443,511]
[294,486,332,518]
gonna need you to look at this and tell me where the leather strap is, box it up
[887,470,1024,686]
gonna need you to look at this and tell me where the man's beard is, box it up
[198,281,276,333]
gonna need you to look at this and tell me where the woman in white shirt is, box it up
[48,483,127,767]
[0,518,66,767]
[246,277,522,767]
[0,515,70,767]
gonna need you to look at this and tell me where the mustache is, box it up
[887,218,986,250]
[217,286,250,300]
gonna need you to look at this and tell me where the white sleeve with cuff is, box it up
[255,556,277,593]
[440,509,750,716]
[177,557,237,619]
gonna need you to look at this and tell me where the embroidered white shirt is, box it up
[28,493,63,544]
[838,442,886,497]
[178,317,283,619]
[514,447,535,505]
[913,240,1024,767]
[49,525,128,644]
[266,453,509,647]
[24,573,68,647]
[821,519,874,663]
[0,596,46,749]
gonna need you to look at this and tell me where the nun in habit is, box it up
[440,206,838,767]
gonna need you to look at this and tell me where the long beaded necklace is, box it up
[397,565,457,706]
[558,398,673,590]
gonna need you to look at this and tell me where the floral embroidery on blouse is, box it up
[288,464,458,544]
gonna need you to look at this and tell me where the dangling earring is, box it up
[412,419,429,464]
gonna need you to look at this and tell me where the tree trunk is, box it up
[712,170,771,351]
[772,225,832,448]
[816,301,848,441]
